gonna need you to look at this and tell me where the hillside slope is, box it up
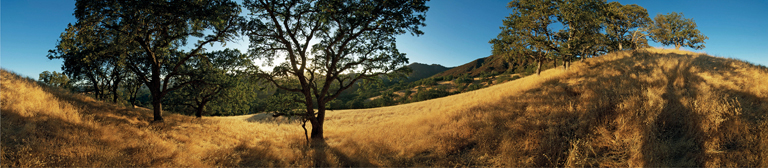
[404,63,451,82]
[433,54,510,78]
[2,48,767,167]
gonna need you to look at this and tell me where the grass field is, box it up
[2,48,767,167]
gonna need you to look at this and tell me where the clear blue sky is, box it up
[2,0,766,80]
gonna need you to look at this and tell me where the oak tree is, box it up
[241,0,428,144]
[165,49,255,118]
[492,0,605,74]
[69,0,242,121]
[48,23,129,103]
[648,12,708,50]
[604,2,651,51]
[38,71,71,88]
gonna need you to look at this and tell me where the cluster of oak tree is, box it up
[491,0,708,75]
[46,0,706,144]
[48,0,428,144]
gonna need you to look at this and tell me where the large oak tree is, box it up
[66,0,242,121]
[48,23,130,103]
[491,0,605,74]
[241,0,428,144]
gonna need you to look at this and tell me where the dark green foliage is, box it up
[495,75,511,84]
[491,0,605,74]
[466,83,483,91]
[411,87,450,102]
[164,49,258,117]
[605,2,652,51]
[454,74,473,85]
[442,75,454,81]
[421,78,438,86]
[479,72,497,85]
[648,12,708,50]
[262,92,305,117]
[38,71,71,89]
[56,0,243,121]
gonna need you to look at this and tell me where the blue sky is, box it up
[2,0,766,80]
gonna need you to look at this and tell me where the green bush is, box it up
[454,74,473,85]
[495,75,511,84]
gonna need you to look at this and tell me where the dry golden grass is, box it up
[2,48,767,167]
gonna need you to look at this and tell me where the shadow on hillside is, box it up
[208,138,391,167]
[453,50,768,167]
[1,107,125,167]
[243,113,302,124]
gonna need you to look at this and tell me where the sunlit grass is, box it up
[2,48,767,167]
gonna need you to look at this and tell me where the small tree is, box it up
[39,71,71,88]
[604,2,651,51]
[648,12,708,50]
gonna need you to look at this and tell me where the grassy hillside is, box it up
[2,48,767,167]
[433,54,511,78]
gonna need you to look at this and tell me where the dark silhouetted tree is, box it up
[48,22,130,102]
[165,49,256,118]
[241,0,428,144]
[67,0,242,121]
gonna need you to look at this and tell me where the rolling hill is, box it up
[433,54,511,78]
[404,62,451,82]
[2,48,767,167]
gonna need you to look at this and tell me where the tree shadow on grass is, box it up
[456,50,728,167]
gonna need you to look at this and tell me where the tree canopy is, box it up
[648,12,708,50]
[604,2,652,51]
[38,71,71,88]
[164,49,258,118]
[241,0,429,144]
[63,0,243,121]
[491,0,606,75]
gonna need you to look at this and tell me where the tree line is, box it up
[491,0,708,75]
[45,0,707,145]
[48,0,428,145]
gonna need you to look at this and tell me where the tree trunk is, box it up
[536,60,542,75]
[310,105,327,145]
[618,42,623,50]
[675,44,681,50]
[151,94,164,121]
[551,57,556,68]
[89,75,102,100]
[149,61,164,122]
[150,73,163,121]
[128,84,140,108]
[195,106,204,118]
[112,75,121,103]
[562,57,569,71]
[195,99,209,118]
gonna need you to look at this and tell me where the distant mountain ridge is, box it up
[433,54,510,78]
[405,63,451,82]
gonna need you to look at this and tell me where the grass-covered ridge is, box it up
[2,48,767,167]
